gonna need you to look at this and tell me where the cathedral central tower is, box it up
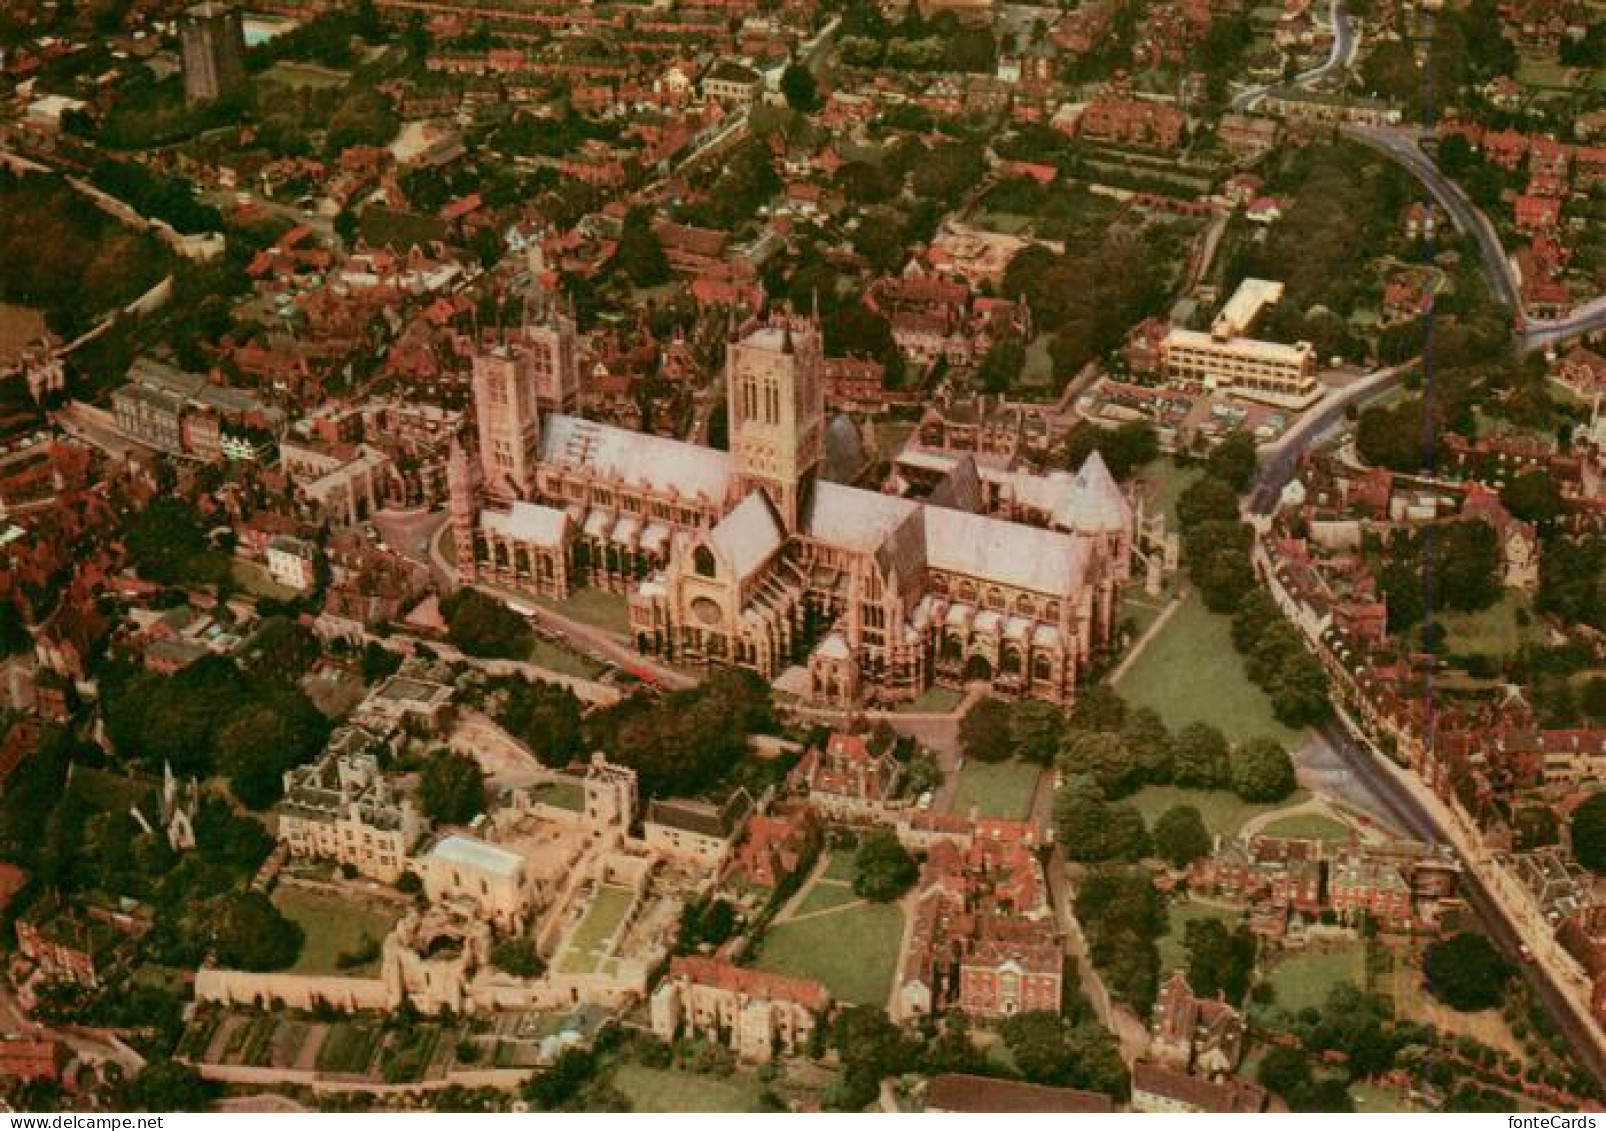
[725,316,825,532]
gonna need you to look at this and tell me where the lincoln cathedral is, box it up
[447,304,1135,707]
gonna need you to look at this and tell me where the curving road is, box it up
[1231,0,1356,112]
[1342,125,1606,353]
[1247,398,1606,1089]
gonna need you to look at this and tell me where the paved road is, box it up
[1249,406,1606,1087]
[1231,0,1355,111]
[1341,125,1606,353]
[1314,718,1606,1087]
[1342,124,1523,314]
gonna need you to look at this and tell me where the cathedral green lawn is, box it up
[950,759,1042,820]
[754,901,904,1005]
[611,1065,764,1112]
[1128,785,1309,841]
[1112,590,1305,747]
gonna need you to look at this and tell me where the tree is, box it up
[1205,432,1258,492]
[998,1011,1128,1098]
[1172,722,1230,789]
[1230,737,1296,803]
[497,678,585,768]
[831,1006,919,1110]
[490,938,546,978]
[1055,774,1150,863]
[615,205,669,287]
[122,1059,219,1111]
[854,829,917,902]
[1571,792,1606,872]
[418,750,486,825]
[959,696,1013,762]
[1502,470,1564,530]
[215,692,330,809]
[1153,805,1211,868]
[1424,931,1511,1011]
[1184,918,1255,1002]
[441,588,534,659]
[1009,701,1066,765]
[976,338,1026,393]
[198,891,302,971]
[1062,730,1142,797]
[780,62,820,112]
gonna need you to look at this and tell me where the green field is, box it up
[611,1064,763,1112]
[1257,945,1367,1018]
[895,685,966,714]
[529,779,585,811]
[950,759,1041,821]
[529,636,605,679]
[1114,590,1305,746]
[820,852,858,883]
[271,887,398,977]
[1257,811,1354,842]
[557,886,635,974]
[755,902,904,1005]
[791,878,860,918]
[1158,901,1242,974]
[1438,591,1540,657]
[1135,458,1204,527]
[1130,785,1309,841]
[534,588,631,636]
[315,1022,382,1075]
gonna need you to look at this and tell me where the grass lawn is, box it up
[754,901,904,1005]
[272,888,398,977]
[792,879,860,918]
[1438,591,1540,657]
[611,1064,763,1112]
[950,758,1042,820]
[557,885,634,974]
[1158,901,1242,974]
[895,685,966,714]
[1129,785,1309,841]
[533,588,631,636]
[529,779,585,811]
[256,61,349,90]
[1114,589,1305,747]
[1350,1081,1418,1113]
[1257,945,1366,1020]
[1258,811,1354,842]
[821,852,859,884]
[1134,458,1204,528]
[231,558,301,601]
[528,636,605,679]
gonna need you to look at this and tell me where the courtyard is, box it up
[754,854,904,1006]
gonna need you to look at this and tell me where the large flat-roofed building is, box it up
[1160,329,1318,408]
[1160,278,1320,410]
[180,2,247,104]
[448,309,1135,709]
